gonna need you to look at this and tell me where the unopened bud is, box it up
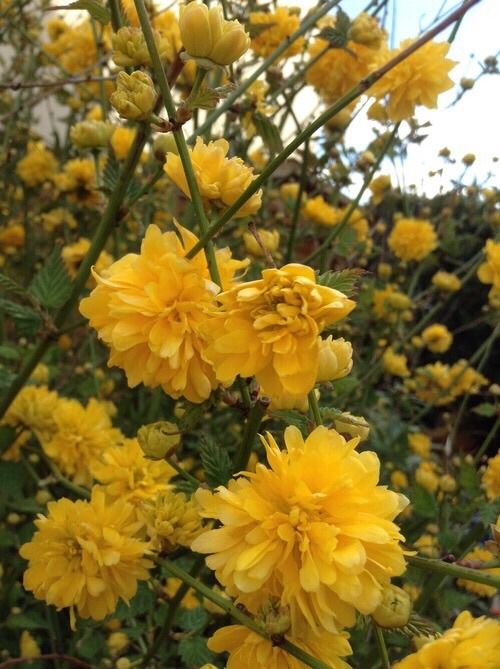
[111,71,156,121]
[137,421,181,459]
[371,584,412,628]
[70,120,115,149]
[112,26,169,68]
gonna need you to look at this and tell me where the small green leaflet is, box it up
[185,83,237,111]
[317,7,352,49]
[0,299,41,335]
[316,268,363,297]
[178,636,215,667]
[30,246,72,309]
[44,0,110,25]
[200,439,232,488]
[0,272,29,298]
[253,112,283,155]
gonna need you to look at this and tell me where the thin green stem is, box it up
[308,390,322,427]
[407,554,500,589]
[474,414,500,465]
[158,558,332,669]
[233,398,268,473]
[166,457,201,488]
[285,139,309,264]
[373,624,391,669]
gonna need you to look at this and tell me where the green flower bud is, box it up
[371,584,412,629]
[110,71,156,121]
[137,421,180,460]
[112,26,170,68]
[70,120,115,149]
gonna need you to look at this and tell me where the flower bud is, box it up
[70,120,115,149]
[257,599,291,636]
[107,632,129,654]
[243,229,280,257]
[439,474,457,492]
[462,152,476,166]
[111,71,156,121]
[349,12,386,49]
[179,2,250,67]
[112,26,169,68]
[316,336,353,382]
[333,412,370,441]
[137,421,180,459]
[371,584,412,628]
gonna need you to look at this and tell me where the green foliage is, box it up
[0,299,41,335]
[253,112,284,154]
[178,635,216,667]
[48,0,111,25]
[412,485,439,519]
[316,268,360,297]
[30,246,72,309]
[317,7,351,48]
[200,439,232,488]
[176,606,209,632]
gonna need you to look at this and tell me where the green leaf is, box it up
[268,409,309,435]
[478,499,500,525]
[412,484,438,519]
[0,299,42,335]
[0,366,16,392]
[0,344,22,361]
[178,636,215,667]
[459,460,480,492]
[317,8,352,49]
[30,247,72,309]
[46,0,110,25]
[103,150,120,192]
[316,268,361,297]
[253,112,284,155]
[200,439,232,488]
[472,402,497,417]
[246,21,278,39]
[0,461,24,499]
[175,607,208,632]
[441,588,477,611]
[0,273,29,298]
[179,391,222,430]
[6,612,51,631]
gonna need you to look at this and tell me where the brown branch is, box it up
[0,655,93,669]
[0,75,117,91]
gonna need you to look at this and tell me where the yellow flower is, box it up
[371,40,457,122]
[179,2,250,67]
[302,195,341,227]
[163,578,199,609]
[249,7,304,61]
[192,425,408,632]
[432,271,461,292]
[371,584,412,628]
[390,471,409,490]
[110,71,156,122]
[209,620,352,669]
[40,207,77,232]
[421,324,453,353]
[457,546,500,597]
[164,137,262,219]
[369,174,391,204]
[388,218,437,261]
[408,433,431,458]
[382,347,410,377]
[392,611,500,669]
[142,489,206,552]
[90,438,175,508]
[349,12,386,50]
[54,158,98,206]
[44,19,107,74]
[20,488,151,629]
[41,398,122,487]
[16,141,59,188]
[79,224,244,403]
[483,452,500,501]
[306,38,381,102]
[202,264,355,397]
[110,127,138,161]
[413,533,439,558]
[477,239,500,305]
[333,412,370,442]
[415,461,440,494]
[373,284,412,322]
[316,336,353,382]
[112,26,170,68]
[0,223,25,250]
[2,384,59,445]
[70,120,115,149]
[243,229,280,257]
[20,630,41,658]
[62,237,114,286]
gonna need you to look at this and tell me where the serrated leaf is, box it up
[174,479,198,496]
[441,588,477,610]
[317,8,352,49]
[30,247,72,309]
[0,299,41,335]
[246,21,278,39]
[0,273,29,298]
[179,391,222,430]
[412,484,438,519]
[459,460,480,492]
[185,89,220,111]
[103,151,120,192]
[200,439,232,488]
[478,499,500,525]
[178,636,215,667]
[268,409,309,435]
[316,268,362,297]
[46,0,110,25]
[472,402,496,417]
[175,607,208,632]
[253,112,283,155]
[0,344,22,361]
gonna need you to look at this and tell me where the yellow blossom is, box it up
[2,384,59,446]
[111,127,138,161]
[249,7,304,61]
[142,489,206,552]
[54,158,98,205]
[432,270,462,292]
[421,324,453,353]
[388,217,437,261]
[44,19,107,74]
[110,71,156,122]
[333,412,370,442]
[112,26,170,68]
[483,452,500,501]
[456,546,500,598]
[243,229,280,257]
[40,208,77,232]
[164,137,262,219]
[163,578,199,609]
[0,223,25,250]
[19,630,40,658]
[79,224,246,403]
[20,488,152,629]
[369,174,391,204]
[16,141,59,188]
[413,533,439,558]
[202,264,355,397]
[179,2,250,67]
[192,425,408,632]
[301,195,341,227]
[40,398,122,488]
[62,237,114,287]
[371,40,457,122]
[349,12,386,50]
[391,470,409,490]
[371,584,412,628]
[70,120,115,149]
[373,284,412,322]
[408,433,432,458]
[90,438,175,508]
[477,239,500,305]
[415,461,440,494]
[107,631,129,654]
[382,347,410,377]
[316,336,353,382]
[393,611,500,669]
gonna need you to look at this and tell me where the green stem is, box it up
[133,0,222,287]
[185,67,207,104]
[107,0,122,32]
[474,414,500,465]
[372,624,391,669]
[308,390,322,427]
[158,558,333,669]
[284,139,309,264]
[407,554,500,589]
[166,457,201,488]
[233,398,268,473]
[141,555,205,667]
